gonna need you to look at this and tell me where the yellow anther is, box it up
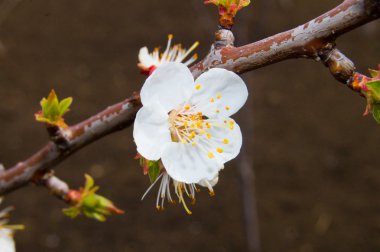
[210,98,215,103]
[195,84,201,90]
[191,141,197,146]
[209,191,215,197]
[225,106,230,111]
[208,152,214,159]
[206,133,212,139]
[168,34,173,40]
[229,125,234,130]
[217,148,223,153]
[181,139,187,143]
[224,120,227,124]
[216,110,220,113]
[206,122,212,128]
[200,130,206,134]
[197,112,203,116]
[223,138,229,144]
[229,120,234,125]
[184,105,191,110]
[217,94,221,99]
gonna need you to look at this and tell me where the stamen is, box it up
[182,41,200,60]
[208,152,214,158]
[217,148,224,153]
[223,138,229,144]
[195,84,201,90]
[225,106,230,111]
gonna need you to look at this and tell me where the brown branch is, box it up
[0,0,379,196]
[191,0,380,78]
[33,170,70,202]
[0,94,141,195]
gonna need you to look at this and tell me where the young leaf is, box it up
[369,69,379,78]
[372,104,380,124]
[366,80,380,100]
[58,97,73,117]
[62,175,124,222]
[148,160,160,183]
[35,89,73,128]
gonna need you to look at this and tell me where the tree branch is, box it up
[32,170,70,202]
[190,0,380,78]
[0,0,379,196]
[0,94,141,195]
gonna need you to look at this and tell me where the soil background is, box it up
[0,0,379,251]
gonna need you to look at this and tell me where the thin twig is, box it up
[33,170,70,202]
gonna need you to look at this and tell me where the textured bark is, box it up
[191,0,380,79]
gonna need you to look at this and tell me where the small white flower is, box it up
[134,62,248,213]
[138,34,199,75]
[0,199,16,252]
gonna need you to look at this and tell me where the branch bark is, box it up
[0,94,141,195]
[0,0,379,195]
[191,0,380,78]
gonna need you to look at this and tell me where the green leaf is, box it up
[62,207,81,218]
[35,89,73,128]
[372,104,380,124]
[84,174,95,191]
[58,97,73,116]
[369,69,379,78]
[148,161,160,183]
[367,80,380,101]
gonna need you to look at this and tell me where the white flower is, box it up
[0,229,15,252]
[138,34,199,75]
[0,199,16,252]
[134,62,248,213]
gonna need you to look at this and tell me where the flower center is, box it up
[168,106,208,145]
[168,104,234,159]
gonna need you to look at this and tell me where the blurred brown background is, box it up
[0,0,379,251]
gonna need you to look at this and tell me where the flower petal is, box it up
[204,117,243,163]
[189,68,248,118]
[133,100,171,161]
[161,142,223,184]
[138,47,155,68]
[140,62,194,112]
[0,229,15,252]
[198,175,219,187]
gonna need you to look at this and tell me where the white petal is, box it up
[205,117,243,163]
[161,142,223,184]
[190,68,248,118]
[0,229,15,252]
[138,47,154,68]
[198,175,219,187]
[140,62,194,112]
[133,100,171,161]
